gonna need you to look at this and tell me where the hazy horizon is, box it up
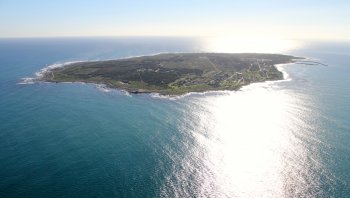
[1,0,349,41]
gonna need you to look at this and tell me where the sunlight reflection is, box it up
[182,83,303,197]
[203,86,292,197]
[161,79,323,197]
[202,37,301,54]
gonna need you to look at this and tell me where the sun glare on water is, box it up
[192,87,293,197]
[161,81,322,197]
[205,86,292,197]
[202,37,301,54]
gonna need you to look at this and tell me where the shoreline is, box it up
[33,62,296,99]
[41,76,283,96]
[24,53,300,96]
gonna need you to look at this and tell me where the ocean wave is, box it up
[18,60,84,85]
[17,77,36,85]
[34,61,83,79]
[149,90,232,100]
[119,90,132,97]
[275,63,292,82]
[96,85,112,93]
[149,93,180,100]
[94,84,133,97]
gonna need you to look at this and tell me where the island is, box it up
[41,53,299,95]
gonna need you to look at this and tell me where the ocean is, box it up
[0,37,349,197]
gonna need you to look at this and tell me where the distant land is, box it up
[41,53,301,95]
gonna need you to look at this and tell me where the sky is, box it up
[0,0,349,40]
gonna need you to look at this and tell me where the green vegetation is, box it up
[42,53,299,95]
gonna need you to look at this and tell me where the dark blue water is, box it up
[0,38,349,197]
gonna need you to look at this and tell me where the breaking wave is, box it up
[18,61,83,84]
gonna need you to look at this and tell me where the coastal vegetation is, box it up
[42,53,298,95]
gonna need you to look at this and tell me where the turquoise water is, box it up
[0,38,349,197]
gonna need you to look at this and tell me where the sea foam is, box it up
[34,61,82,78]
[18,61,82,85]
